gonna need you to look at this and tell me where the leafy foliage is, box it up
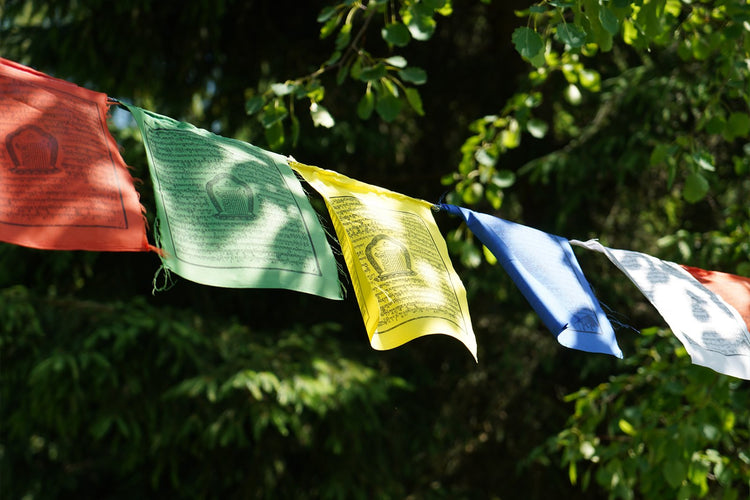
[1,285,412,498]
[534,328,750,499]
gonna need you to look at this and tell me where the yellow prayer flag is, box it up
[291,161,477,360]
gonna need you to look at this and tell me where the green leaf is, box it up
[323,50,342,66]
[564,84,582,105]
[261,102,288,128]
[526,118,548,138]
[405,88,424,115]
[407,12,436,41]
[618,419,636,436]
[357,90,375,119]
[580,441,596,459]
[271,83,295,96]
[264,121,284,149]
[512,27,544,60]
[475,148,497,167]
[500,120,521,148]
[317,6,338,23]
[664,460,687,489]
[726,112,750,141]
[482,244,498,264]
[398,67,427,85]
[360,64,387,82]
[245,95,265,115]
[320,15,341,39]
[382,23,411,47]
[556,23,587,48]
[290,113,300,146]
[683,172,709,203]
[691,152,715,172]
[549,0,575,7]
[422,0,446,10]
[335,23,352,50]
[375,93,402,122]
[310,103,335,128]
[384,56,407,68]
[578,68,600,90]
[492,170,516,188]
[599,6,620,35]
[704,115,726,135]
[336,62,350,84]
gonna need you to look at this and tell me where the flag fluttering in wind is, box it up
[682,265,750,331]
[441,204,622,357]
[127,105,343,299]
[572,239,750,379]
[0,58,148,251]
[291,161,477,360]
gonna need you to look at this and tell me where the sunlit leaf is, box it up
[310,103,335,128]
[382,23,411,46]
[271,83,295,96]
[599,5,619,35]
[618,419,636,436]
[556,23,587,48]
[526,118,548,138]
[385,56,408,68]
[317,6,338,23]
[264,120,284,149]
[407,12,436,40]
[405,88,424,115]
[357,90,375,119]
[492,170,516,188]
[245,95,265,115]
[398,67,427,85]
[512,27,544,60]
[261,102,288,128]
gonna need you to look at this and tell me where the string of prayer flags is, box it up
[571,240,750,379]
[440,205,622,358]
[291,161,477,360]
[0,58,149,251]
[682,265,750,331]
[126,105,343,300]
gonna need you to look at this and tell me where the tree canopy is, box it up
[1,0,749,498]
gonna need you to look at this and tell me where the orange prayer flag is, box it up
[0,58,148,251]
[682,265,750,330]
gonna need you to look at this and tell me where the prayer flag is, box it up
[440,204,622,357]
[0,58,148,251]
[572,239,750,379]
[291,162,477,359]
[682,265,750,331]
[127,105,343,300]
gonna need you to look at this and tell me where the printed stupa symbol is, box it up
[366,234,415,281]
[6,125,60,173]
[206,173,254,220]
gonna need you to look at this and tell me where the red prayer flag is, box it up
[682,265,750,330]
[0,58,148,251]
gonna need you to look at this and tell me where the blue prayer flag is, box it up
[441,204,622,358]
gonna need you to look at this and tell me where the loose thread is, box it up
[150,217,177,293]
[600,300,639,334]
[151,264,176,294]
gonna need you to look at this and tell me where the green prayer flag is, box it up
[127,105,343,300]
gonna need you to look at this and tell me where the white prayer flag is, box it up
[571,239,750,379]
